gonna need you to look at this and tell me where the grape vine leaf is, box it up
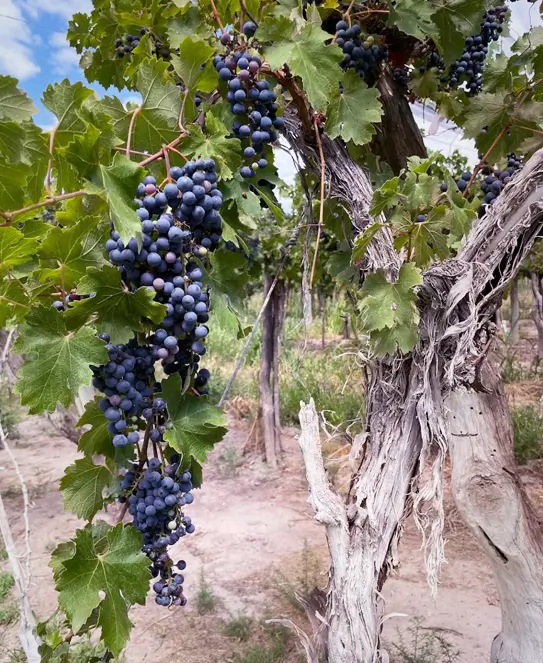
[0,121,25,162]
[256,15,295,42]
[0,76,37,122]
[60,457,113,521]
[0,227,38,274]
[432,0,488,64]
[360,262,422,355]
[93,154,143,245]
[171,37,215,91]
[37,218,108,289]
[162,374,227,463]
[15,306,108,414]
[264,22,343,112]
[387,0,438,43]
[129,59,183,153]
[55,523,150,655]
[77,400,114,458]
[0,161,28,211]
[393,211,450,268]
[326,71,382,145]
[67,265,167,344]
[42,80,95,148]
[182,114,241,179]
[0,280,29,327]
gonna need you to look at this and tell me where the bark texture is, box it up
[256,274,287,466]
[447,369,543,663]
[530,271,543,361]
[509,277,520,344]
[286,98,543,663]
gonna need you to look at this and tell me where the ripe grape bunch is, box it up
[447,6,509,94]
[477,153,523,216]
[86,159,225,606]
[335,20,388,85]
[122,457,194,606]
[214,42,285,179]
[115,28,171,60]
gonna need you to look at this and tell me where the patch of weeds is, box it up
[229,623,291,663]
[6,650,26,663]
[511,405,543,464]
[0,383,24,438]
[0,570,14,602]
[218,446,243,477]
[0,541,8,561]
[0,604,18,625]
[196,569,218,615]
[273,540,322,613]
[223,613,253,641]
[390,618,461,663]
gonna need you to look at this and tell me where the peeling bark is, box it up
[447,365,543,663]
[288,108,543,662]
[509,277,520,344]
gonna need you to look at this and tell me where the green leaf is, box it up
[66,266,167,344]
[0,121,25,162]
[387,0,438,42]
[0,227,38,274]
[42,80,95,148]
[360,262,422,355]
[95,153,143,245]
[370,176,402,216]
[326,71,382,145]
[15,307,108,414]
[0,76,37,122]
[162,374,227,463]
[432,0,487,64]
[265,22,343,112]
[257,15,294,42]
[171,37,215,91]
[77,400,114,458]
[352,223,385,263]
[55,523,150,655]
[129,59,183,154]
[60,457,112,521]
[167,7,214,44]
[463,91,509,138]
[0,280,29,327]
[182,114,241,179]
[37,218,108,289]
[0,160,28,211]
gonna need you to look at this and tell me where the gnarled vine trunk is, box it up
[287,99,543,662]
[447,373,543,663]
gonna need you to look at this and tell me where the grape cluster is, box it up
[393,67,409,92]
[477,153,523,216]
[115,28,171,60]
[122,457,195,606]
[447,6,508,94]
[214,52,284,178]
[335,21,388,85]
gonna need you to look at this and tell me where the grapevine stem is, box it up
[209,0,225,31]
[240,0,258,26]
[162,145,173,181]
[113,147,150,157]
[45,127,57,198]
[179,89,189,133]
[0,190,86,223]
[310,118,325,290]
[168,146,189,162]
[332,0,357,43]
[126,107,142,159]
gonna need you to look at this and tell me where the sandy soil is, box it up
[0,413,526,663]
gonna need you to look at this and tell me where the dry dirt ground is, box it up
[1,412,538,663]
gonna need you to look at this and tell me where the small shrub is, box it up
[511,405,543,464]
[0,570,14,602]
[218,446,243,477]
[390,618,461,663]
[273,540,322,613]
[0,542,8,561]
[223,613,253,641]
[0,383,24,438]
[7,650,26,663]
[229,624,291,663]
[195,569,218,615]
[0,603,18,625]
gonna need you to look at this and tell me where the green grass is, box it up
[273,540,323,613]
[228,624,291,663]
[195,569,218,615]
[0,571,14,602]
[0,604,18,625]
[0,383,24,438]
[223,613,253,641]
[511,405,543,464]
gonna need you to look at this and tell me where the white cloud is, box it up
[49,32,80,74]
[0,0,40,80]
[20,0,93,21]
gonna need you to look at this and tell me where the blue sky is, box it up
[0,0,540,155]
[0,0,140,129]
